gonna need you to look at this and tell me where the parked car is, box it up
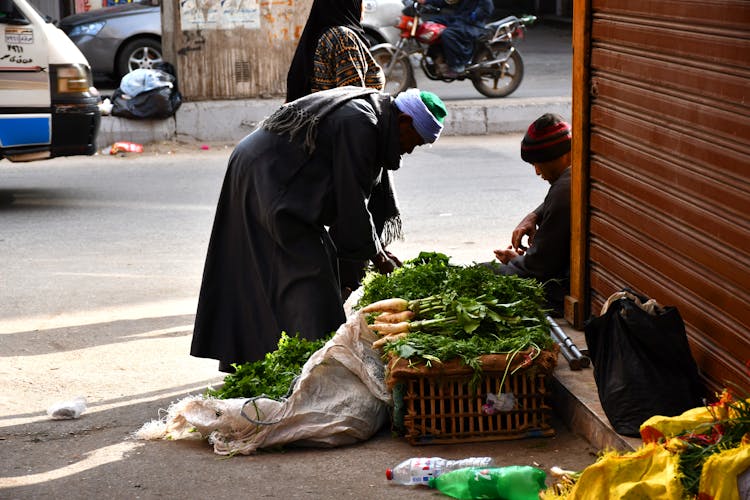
[59,0,404,82]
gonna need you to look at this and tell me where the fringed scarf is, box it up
[260,86,403,246]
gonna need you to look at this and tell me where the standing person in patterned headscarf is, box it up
[286,0,391,298]
[285,0,384,102]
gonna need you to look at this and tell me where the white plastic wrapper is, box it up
[47,396,87,420]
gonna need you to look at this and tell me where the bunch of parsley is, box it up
[206,331,333,400]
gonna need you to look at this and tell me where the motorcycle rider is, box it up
[416,0,494,77]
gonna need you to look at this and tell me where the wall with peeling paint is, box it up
[162,0,311,100]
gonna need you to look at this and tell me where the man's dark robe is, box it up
[191,93,401,368]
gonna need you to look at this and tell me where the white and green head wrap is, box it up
[394,89,447,143]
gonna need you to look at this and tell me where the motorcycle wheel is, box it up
[470,47,524,98]
[371,47,415,96]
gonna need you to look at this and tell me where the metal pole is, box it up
[547,316,591,369]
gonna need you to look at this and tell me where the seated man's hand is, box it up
[494,245,521,265]
[511,212,538,251]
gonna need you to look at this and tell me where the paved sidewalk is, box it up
[97,95,571,149]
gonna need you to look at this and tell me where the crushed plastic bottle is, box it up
[428,466,546,500]
[110,141,144,154]
[386,457,494,486]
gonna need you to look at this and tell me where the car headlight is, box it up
[56,64,92,94]
[67,21,105,38]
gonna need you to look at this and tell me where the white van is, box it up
[0,0,100,162]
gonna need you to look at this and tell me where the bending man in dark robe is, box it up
[191,87,447,372]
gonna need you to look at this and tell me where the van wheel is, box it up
[116,38,163,80]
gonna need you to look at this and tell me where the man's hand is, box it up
[494,245,521,265]
[383,249,402,267]
[372,250,401,275]
[511,212,538,251]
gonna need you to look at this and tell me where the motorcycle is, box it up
[370,2,536,98]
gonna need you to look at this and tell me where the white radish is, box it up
[360,298,409,314]
[372,332,408,349]
[369,321,410,335]
[376,310,415,323]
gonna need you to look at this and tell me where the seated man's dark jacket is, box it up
[496,167,571,313]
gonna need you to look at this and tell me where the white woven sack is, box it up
[136,312,390,455]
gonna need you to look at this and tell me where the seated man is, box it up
[491,113,571,316]
[418,0,494,77]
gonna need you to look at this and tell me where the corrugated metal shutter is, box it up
[586,0,750,392]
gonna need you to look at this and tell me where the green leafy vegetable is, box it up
[206,331,333,400]
[358,251,454,306]
[358,253,553,379]
[675,388,750,496]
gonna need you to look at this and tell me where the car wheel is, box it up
[116,38,163,80]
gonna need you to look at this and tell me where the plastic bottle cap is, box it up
[385,468,393,480]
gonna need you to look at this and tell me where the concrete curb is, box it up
[97,96,572,148]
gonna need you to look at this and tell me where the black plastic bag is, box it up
[584,290,704,436]
[111,65,182,119]
[111,86,182,120]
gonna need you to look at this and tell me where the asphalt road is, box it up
[0,135,545,321]
[0,135,599,498]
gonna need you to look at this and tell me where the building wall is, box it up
[572,0,750,392]
[163,0,312,100]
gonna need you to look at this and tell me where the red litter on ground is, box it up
[200,144,210,150]
[110,142,144,154]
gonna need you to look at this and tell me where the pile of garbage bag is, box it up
[111,63,182,119]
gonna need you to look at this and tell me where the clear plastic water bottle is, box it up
[385,457,494,485]
[427,466,547,500]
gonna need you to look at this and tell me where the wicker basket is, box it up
[387,348,558,445]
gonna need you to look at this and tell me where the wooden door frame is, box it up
[564,0,591,328]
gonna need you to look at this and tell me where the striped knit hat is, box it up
[520,113,572,163]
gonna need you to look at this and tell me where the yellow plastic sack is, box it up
[697,442,750,500]
[640,405,715,443]
[562,443,684,500]
[640,397,750,443]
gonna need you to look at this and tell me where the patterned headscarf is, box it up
[285,0,366,102]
